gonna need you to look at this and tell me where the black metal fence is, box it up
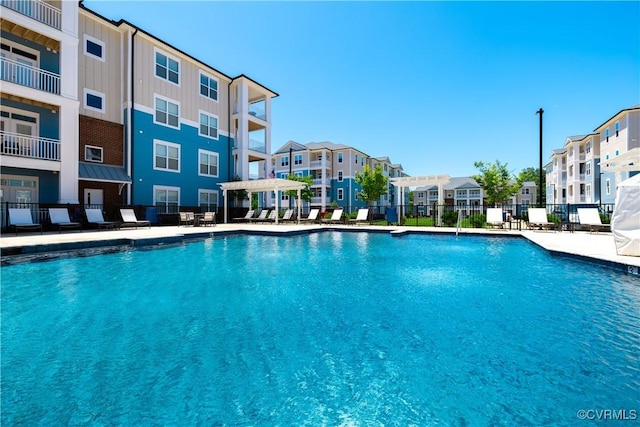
[1,201,616,232]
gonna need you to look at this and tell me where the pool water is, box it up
[1,232,639,425]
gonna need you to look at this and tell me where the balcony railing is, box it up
[1,57,60,95]
[248,138,266,153]
[310,197,331,205]
[1,131,60,161]
[1,0,61,30]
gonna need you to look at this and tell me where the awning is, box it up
[78,162,132,183]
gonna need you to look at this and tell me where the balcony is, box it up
[310,197,331,205]
[0,132,60,162]
[248,138,266,153]
[1,0,61,30]
[1,131,60,161]
[1,57,60,95]
[248,100,266,121]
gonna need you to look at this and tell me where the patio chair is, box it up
[120,208,151,229]
[299,208,320,224]
[179,212,194,227]
[200,211,216,226]
[85,208,116,230]
[279,209,295,223]
[486,208,504,229]
[577,208,610,233]
[8,208,42,235]
[249,209,270,223]
[349,208,369,225]
[527,208,554,231]
[48,208,82,232]
[255,210,277,223]
[233,209,255,222]
[322,208,344,225]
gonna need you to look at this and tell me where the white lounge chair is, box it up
[528,208,554,231]
[233,209,255,222]
[49,208,82,232]
[85,208,116,230]
[577,208,610,233]
[249,209,270,223]
[322,208,344,225]
[8,208,42,235]
[120,208,151,229]
[300,208,320,224]
[349,208,369,225]
[486,208,504,229]
[279,209,295,223]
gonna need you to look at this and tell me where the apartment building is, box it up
[546,105,639,207]
[1,0,80,208]
[369,156,408,208]
[1,1,277,221]
[272,140,406,212]
[413,177,483,215]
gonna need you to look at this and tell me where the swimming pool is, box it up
[2,232,639,425]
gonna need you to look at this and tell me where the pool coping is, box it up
[1,225,639,275]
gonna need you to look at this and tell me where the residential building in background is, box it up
[272,141,407,212]
[546,105,639,208]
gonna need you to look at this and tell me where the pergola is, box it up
[389,175,451,226]
[600,147,640,174]
[218,178,306,224]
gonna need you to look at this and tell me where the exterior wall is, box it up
[78,10,123,122]
[79,115,124,165]
[130,108,230,207]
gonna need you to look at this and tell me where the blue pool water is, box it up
[2,232,639,425]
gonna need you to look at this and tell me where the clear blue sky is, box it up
[84,0,640,178]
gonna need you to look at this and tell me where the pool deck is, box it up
[1,223,639,274]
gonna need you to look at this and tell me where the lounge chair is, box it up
[249,209,270,223]
[486,208,504,229]
[200,211,216,226]
[577,208,610,233]
[8,208,42,235]
[299,208,320,224]
[120,208,151,229]
[85,208,116,230]
[322,208,344,225]
[527,208,554,231]
[256,210,277,223]
[179,212,194,227]
[279,209,295,223]
[49,208,82,232]
[349,208,369,225]
[233,209,255,222]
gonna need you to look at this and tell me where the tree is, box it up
[472,160,520,206]
[517,167,545,192]
[284,174,314,206]
[355,164,389,217]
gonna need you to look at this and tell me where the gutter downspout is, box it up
[127,28,138,205]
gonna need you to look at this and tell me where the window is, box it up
[281,156,289,167]
[586,185,591,198]
[281,193,289,201]
[615,121,619,137]
[199,73,218,101]
[355,189,359,199]
[199,189,218,211]
[198,150,218,177]
[84,35,105,61]
[338,171,343,182]
[199,112,218,139]
[615,150,619,156]
[154,186,179,214]
[294,154,303,165]
[337,152,343,163]
[605,127,610,142]
[337,188,344,200]
[84,145,103,163]
[586,162,591,176]
[522,188,529,195]
[155,50,179,84]
[154,140,180,172]
[294,171,303,177]
[155,96,179,128]
[605,179,611,195]
[84,88,105,113]
[355,154,358,164]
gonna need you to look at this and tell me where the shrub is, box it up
[442,210,458,227]
[468,213,486,228]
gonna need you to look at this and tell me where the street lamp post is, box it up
[536,108,544,207]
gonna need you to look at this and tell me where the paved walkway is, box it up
[1,223,639,273]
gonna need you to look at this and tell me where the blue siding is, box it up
[130,109,230,206]
[1,167,59,203]
[331,177,365,208]
[1,99,59,140]
[0,31,59,74]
